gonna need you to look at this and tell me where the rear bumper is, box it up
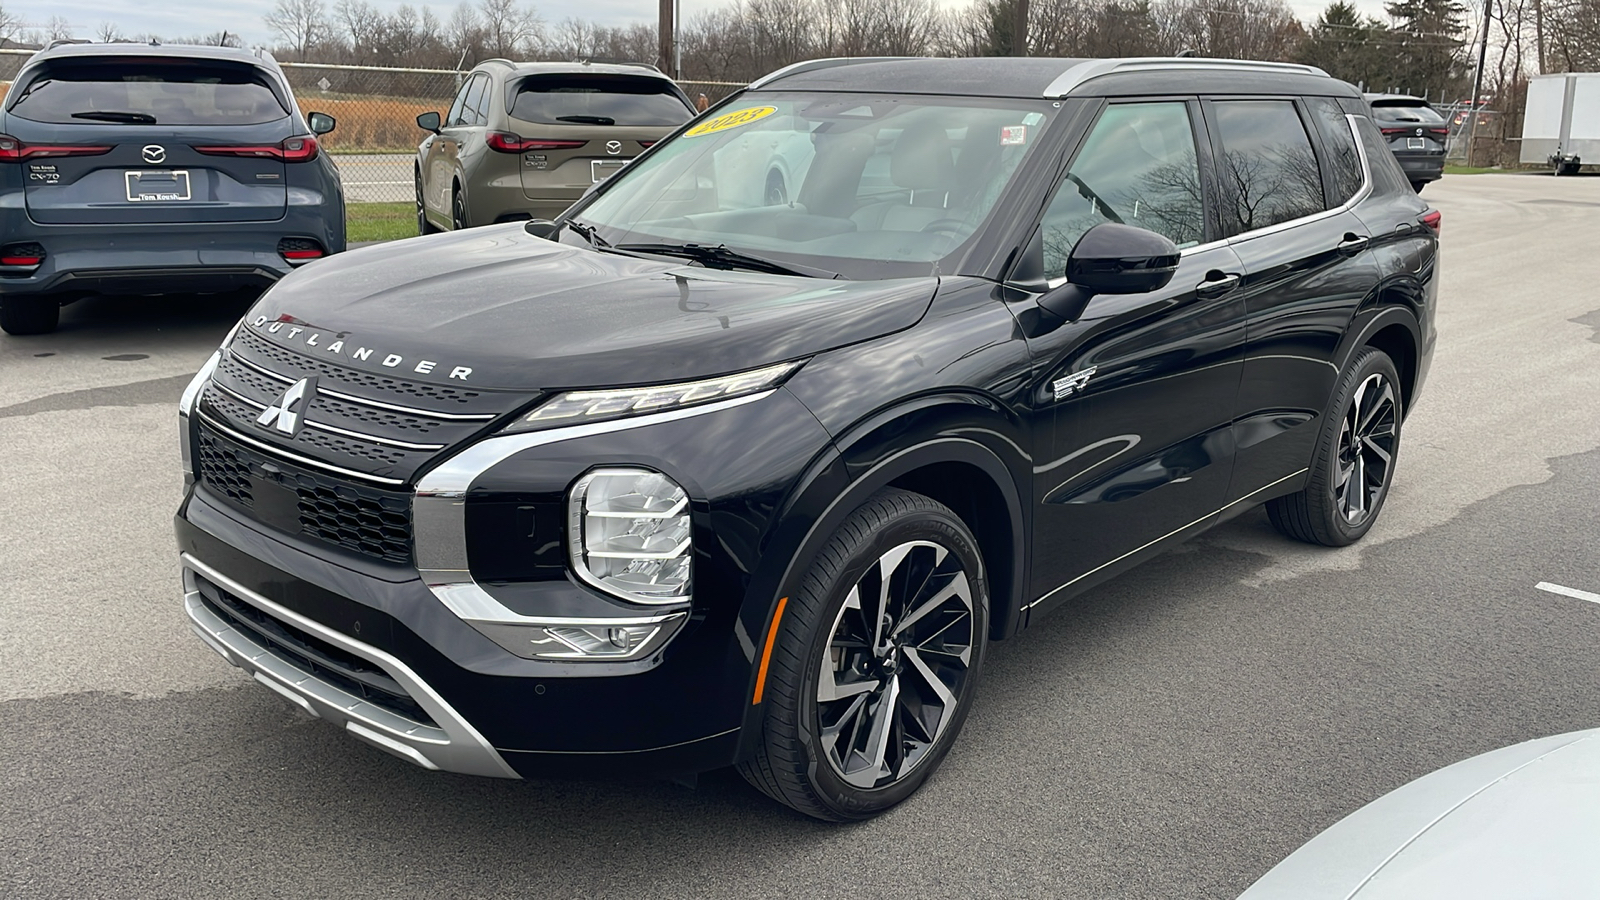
[1390,151,1445,183]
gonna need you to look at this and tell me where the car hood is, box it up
[242,224,937,391]
[1239,729,1600,900]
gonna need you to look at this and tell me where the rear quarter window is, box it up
[508,75,691,127]
[8,58,288,126]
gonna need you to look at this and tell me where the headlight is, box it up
[504,360,801,433]
[568,468,692,606]
[179,318,244,476]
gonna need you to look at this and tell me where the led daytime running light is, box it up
[509,361,800,432]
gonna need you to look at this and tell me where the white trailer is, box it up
[1521,73,1600,174]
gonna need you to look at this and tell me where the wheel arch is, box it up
[1338,286,1423,415]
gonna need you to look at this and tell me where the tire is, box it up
[0,296,61,335]
[1267,347,1402,547]
[416,168,437,235]
[764,169,787,206]
[738,488,988,821]
[451,187,468,231]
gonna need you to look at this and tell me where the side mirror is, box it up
[1039,223,1180,321]
[307,111,336,135]
[417,111,442,134]
[523,219,559,240]
[1068,223,1180,293]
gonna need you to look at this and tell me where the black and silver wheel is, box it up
[739,489,987,821]
[1267,347,1402,546]
[0,296,61,335]
[764,169,787,206]
[451,187,468,231]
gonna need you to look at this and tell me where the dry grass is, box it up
[298,95,441,154]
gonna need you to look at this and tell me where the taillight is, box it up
[486,132,587,153]
[1380,127,1409,136]
[639,140,657,148]
[1420,210,1441,234]
[0,242,46,267]
[1427,128,1449,137]
[195,136,320,162]
[0,135,111,161]
[277,237,325,262]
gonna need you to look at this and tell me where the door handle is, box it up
[1336,233,1370,255]
[1195,272,1241,298]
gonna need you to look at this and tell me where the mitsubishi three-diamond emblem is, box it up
[256,376,317,437]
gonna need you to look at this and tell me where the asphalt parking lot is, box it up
[3,173,1599,898]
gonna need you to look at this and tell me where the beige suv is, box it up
[415,60,695,232]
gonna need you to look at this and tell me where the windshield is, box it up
[574,93,1053,279]
[1371,100,1446,125]
[9,59,289,126]
[509,74,692,127]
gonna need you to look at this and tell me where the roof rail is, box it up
[45,38,91,50]
[572,57,661,72]
[748,57,916,90]
[480,58,517,69]
[1043,57,1330,97]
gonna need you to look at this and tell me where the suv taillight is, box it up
[486,132,587,153]
[195,136,320,162]
[277,237,325,262]
[1420,210,1441,234]
[0,242,46,267]
[0,135,112,161]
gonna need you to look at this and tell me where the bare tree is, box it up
[46,15,73,43]
[96,21,127,42]
[0,3,23,46]
[265,0,330,60]
[478,0,541,58]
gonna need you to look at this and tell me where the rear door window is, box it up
[1210,99,1326,235]
[509,75,692,127]
[8,58,287,126]
[455,74,489,127]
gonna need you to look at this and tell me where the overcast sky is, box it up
[8,0,1397,56]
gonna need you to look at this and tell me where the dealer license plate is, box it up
[1407,138,1425,150]
[125,170,192,202]
[591,159,627,183]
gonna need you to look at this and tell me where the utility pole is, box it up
[1013,0,1029,56]
[1467,0,1491,165]
[658,0,675,78]
[1534,0,1545,74]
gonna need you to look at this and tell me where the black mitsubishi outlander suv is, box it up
[175,56,1438,821]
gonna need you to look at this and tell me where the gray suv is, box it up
[415,60,695,232]
[0,42,346,335]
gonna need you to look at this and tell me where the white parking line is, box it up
[1535,582,1600,604]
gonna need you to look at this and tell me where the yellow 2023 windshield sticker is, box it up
[685,106,777,137]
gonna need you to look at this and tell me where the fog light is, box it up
[568,468,692,606]
[540,624,661,657]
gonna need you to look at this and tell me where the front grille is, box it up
[195,422,414,565]
[237,329,487,406]
[195,575,436,727]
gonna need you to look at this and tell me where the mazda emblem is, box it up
[142,145,167,165]
[606,141,622,156]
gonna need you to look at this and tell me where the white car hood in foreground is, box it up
[1241,729,1600,899]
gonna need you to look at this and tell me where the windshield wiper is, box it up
[556,115,615,125]
[70,111,157,124]
[564,218,612,249]
[613,242,835,278]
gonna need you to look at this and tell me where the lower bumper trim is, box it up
[181,551,520,780]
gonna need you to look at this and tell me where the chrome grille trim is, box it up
[227,350,497,422]
[196,410,407,486]
[208,381,447,452]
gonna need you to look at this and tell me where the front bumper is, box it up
[183,553,518,778]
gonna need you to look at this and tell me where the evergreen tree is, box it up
[1298,2,1392,91]
[1382,0,1467,98]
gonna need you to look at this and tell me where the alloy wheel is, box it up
[1334,372,1398,525]
[817,540,975,790]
